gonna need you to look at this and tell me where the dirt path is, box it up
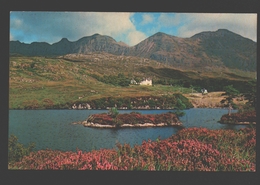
[183,92,233,108]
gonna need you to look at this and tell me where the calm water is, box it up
[8,108,248,152]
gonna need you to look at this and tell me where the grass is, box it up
[9,55,255,109]
[9,56,186,109]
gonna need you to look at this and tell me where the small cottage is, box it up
[201,88,208,95]
[140,78,152,86]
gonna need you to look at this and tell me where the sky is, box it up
[10,12,257,46]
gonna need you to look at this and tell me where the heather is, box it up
[85,111,182,127]
[9,127,256,171]
[220,110,256,124]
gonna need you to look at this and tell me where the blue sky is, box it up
[10,12,257,46]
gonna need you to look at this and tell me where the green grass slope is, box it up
[9,53,255,109]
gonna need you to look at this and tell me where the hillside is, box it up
[9,53,255,109]
[127,32,217,70]
[191,29,256,71]
[10,29,256,72]
[8,54,188,109]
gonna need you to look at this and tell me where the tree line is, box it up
[74,94,193,110]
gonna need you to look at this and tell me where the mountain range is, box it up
[9,29,257,72]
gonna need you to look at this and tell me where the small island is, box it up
[75,108,183,128]
[219,110,256,125]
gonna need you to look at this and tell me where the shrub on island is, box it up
[84,111,182,128]
[219,110,256,125]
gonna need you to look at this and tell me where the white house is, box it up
[201,88,208,95]
[130,79,137,85]
[140,78,152,86]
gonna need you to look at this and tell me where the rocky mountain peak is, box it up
[9,29,256,72]
[59,38,70,42]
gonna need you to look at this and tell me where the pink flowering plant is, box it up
[9,127,256,171]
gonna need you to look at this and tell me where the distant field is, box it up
[183,92,248,108]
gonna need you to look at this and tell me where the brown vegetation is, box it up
[183,92,247,108]
[80,112,183,128]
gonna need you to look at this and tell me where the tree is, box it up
[220,85,240,108]
[8,134,35,164]
[148,99,156,109]
[118,79,129,87]
[176,98,186,110]
[93,99,104,109]
[116,98,124,108]
[134,77,141,84]
[242,80,257,111]
[108,107,119,118]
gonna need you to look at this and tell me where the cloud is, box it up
[141,14,154,25]
[176,13,257,41]
[74,12,135,37]
[10,12,144,46]
[10,18,22,28]
[10,12,257,47]
[158,13,181,27]
[126,30,147,46]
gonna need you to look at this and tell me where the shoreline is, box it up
[73,120,183,128]
[9,106,230,110]
[219,121,256,125]
[219,110,256,125]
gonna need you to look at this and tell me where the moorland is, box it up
[8,29,256,171]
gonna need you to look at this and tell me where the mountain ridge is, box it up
[9,29,257,72]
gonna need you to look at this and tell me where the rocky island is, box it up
[74,111,183,128]
[219,110,256,125]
